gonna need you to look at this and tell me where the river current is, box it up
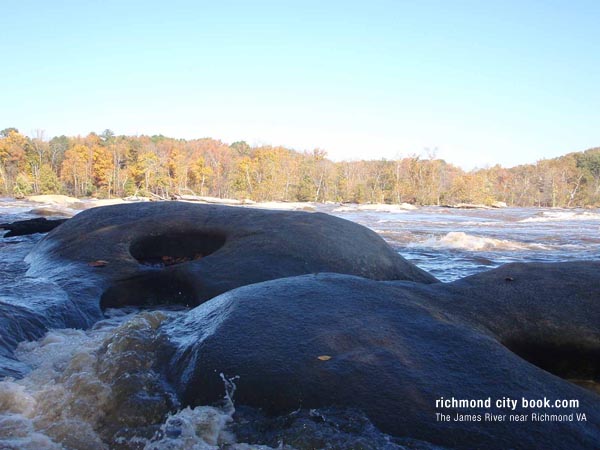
[330,204,600,282]
[0,198,598,449]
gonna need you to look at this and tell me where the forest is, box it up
[1,127,599,207]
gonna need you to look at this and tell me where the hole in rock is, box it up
[504,340,600,394]
[130,232,226,267]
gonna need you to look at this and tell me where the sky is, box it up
[1,0,598,169]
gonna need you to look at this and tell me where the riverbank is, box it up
[21,193,511,216]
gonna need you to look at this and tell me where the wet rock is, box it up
[0,218,68,237]
[0,280,90,378]
[163,264,600,450]
[26,202,436,313]
[440,261,600,387]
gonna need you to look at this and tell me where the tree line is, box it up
[1,127,599,207]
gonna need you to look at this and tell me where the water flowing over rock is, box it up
[0,218,68,237]
[2,202,599,448]
[0,202,436,376]
[26,202,436,310]
[163,263,600,450]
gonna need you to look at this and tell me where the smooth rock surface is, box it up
[0,202,435,377]
[163,264,600,450]
[26,202,436,314]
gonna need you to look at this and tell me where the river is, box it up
[1,199,598,449]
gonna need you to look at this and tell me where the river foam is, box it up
[0,309,411,450]
[519,210,600,223]
[0,310,249,449]
[409,231,549,252]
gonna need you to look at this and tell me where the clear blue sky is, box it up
[1,0,598,169]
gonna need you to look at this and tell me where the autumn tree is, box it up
[1,128,599,206]
[61,144,92,196]
[27,129,50,193]
[189,155,213,195]
[575,148,600,205]
[49,135,69,171]
[0,129,28,194]
[92,144,115,196]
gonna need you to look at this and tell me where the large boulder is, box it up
[162,264,600,450]
[25,202,436,319]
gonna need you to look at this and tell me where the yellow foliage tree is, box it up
[61,144,92,197]
[92,145,115,196]
[0,130,28,194]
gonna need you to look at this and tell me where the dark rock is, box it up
[0,217,67,237]
[26,202,436,314]
[438,261,600,386]
[163,264,600,450]
[0,202,434,378]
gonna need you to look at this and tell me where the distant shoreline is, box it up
[8,195,600,217]
[1,130,599,209]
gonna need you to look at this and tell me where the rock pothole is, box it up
[129,232,226,267]
[503,339,600,394]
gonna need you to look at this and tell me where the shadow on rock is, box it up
[162,264,600,450]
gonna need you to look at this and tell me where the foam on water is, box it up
[0,309,249,449]
[519,210,600,222]
[409,231,549,252]
[333,203,415,213]
[0,308,412,450]
[0,310,213,450]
